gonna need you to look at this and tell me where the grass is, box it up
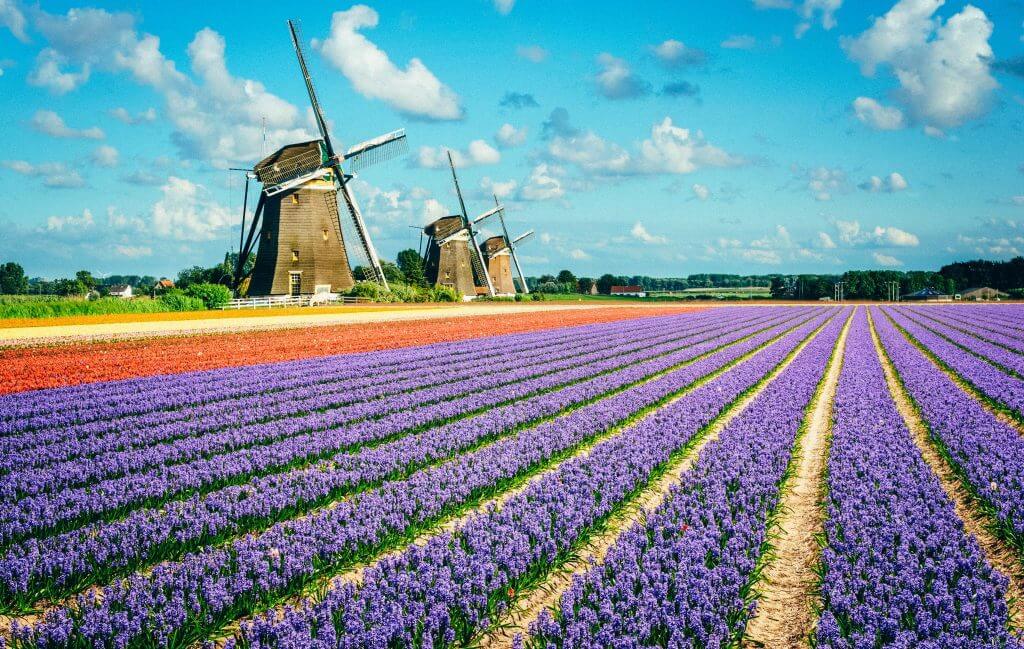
[0,295,187,320]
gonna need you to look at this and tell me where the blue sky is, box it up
[0,0,1022,279]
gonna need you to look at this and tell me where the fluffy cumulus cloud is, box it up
[316,5,462,120]
[28,49,91,94]
[30,109,103,139]
[152,176,236,241]
[415,140,500,169]
[753,0,843,34]
[495,123,527,148]
[547,112,743,179]
[859,171,908,193]
[651,39,707,67]
[480,176,518,199]
[422,197,448,222]
[1,159,85,188]
[817,231,837,248]
[631,222,669,245]
[594,53,651,99]
[348,180,443,226]
[851,96,906,130]
[0,0,27,41]
[842,0,997,129]
[703,225,822,265]
[109,106,157,125]
[516,45,547,63]
[692,183,711,201]
[873,252,903,266]
[805,166,846,201]
[91,145,119,167]
[518,163,565,201]
[835,220,919,247]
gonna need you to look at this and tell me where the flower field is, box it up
[2,304,1024,648]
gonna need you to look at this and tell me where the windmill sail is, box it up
[448,151,495,296]
[344,129,409,172]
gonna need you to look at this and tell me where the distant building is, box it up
[108,284,133,299]
[154,278,175,291]
[611,285,647,297]
[902,287,952,302]
[587,283,598,295]
[959,286,1008,301]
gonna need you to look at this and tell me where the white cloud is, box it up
[30,110,104,139]
[873,252,903,266]
[480,176,518,199]
[91,145,119,167]
[594,53,650,99]
[817,231,837,248]
[703,225,821,265]
[519,163,565,201]
[721,35,757,50]
[923,125,946,138]
[422,197,448,223]
[152,176,235,241]
[114,244,152,258]
[109,106,157,125]
[494,0,515,14]
[852,96,906,130]
[28,49,91,94]
[1,159,85,188]
[46,208,95,231]
[842,0,997,129]
[495,123,527,148]
[631,221,669,245]
[0,0,28,42]
[836,220,919,247]
[651,39,706,67]
[859,171,908,193]
[416,140,500,169]
[568,248,591,260]
[516,45,548,63]
[692,183,710,201]
[316,5,462,120]
[753,0,843,33]
[806,166,845,201]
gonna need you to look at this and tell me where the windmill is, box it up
[422,152,498,298]
[233,20,407,296]
[475,194,533,294]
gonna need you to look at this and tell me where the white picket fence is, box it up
[219,294,370,310]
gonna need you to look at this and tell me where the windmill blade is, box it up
[288,20,335,157]
[437,226,470,247]
[471,205,503,225]
[447,151,495,296]
[512,230,535,245]
[344,129,408,172]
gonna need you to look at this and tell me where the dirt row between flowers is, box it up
[0,305,701,395]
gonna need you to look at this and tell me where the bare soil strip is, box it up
[472,311,841,649]
[869,311,1024,632]
[878,308,1024,436]
[740,310,852,648]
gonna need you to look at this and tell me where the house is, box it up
[611,285,647,298]
[154,278,175,291]
[959,286,1008,301]
[902,287,952,302]
[108,284,133,299]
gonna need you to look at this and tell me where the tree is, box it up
[0,262,28,294]
[556,269,576,285]
[596,274,617,295]
[380,261,405,284]
[184,283,232,309]
[177,266,212,288]
[75,270,97,291]
[769,277,788,299]
[52,278,88,296]
[577,277,594,294]
[396,249,427,286]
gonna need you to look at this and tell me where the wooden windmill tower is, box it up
[422,152,499,298]
[476,194,533,294]
[233,20,406,296]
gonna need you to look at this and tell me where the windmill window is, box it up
[291,194,300,204]
[292,249,300,262]
[322,229,329,241]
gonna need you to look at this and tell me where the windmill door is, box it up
[289,272,301,296]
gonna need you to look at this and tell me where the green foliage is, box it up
[380,261,406,284]
[158,290,207,311]
[595,274,617,295]
[345,281,461,303]
[940,256,1024,291]
[51,278,88,296]
[183,283,232,309]
[556,269,577,284]
[396,249,427,287]
[75,270,97,290]
[0,262,28,294]
[428,285,461,302]
[0,296,192,319]
[769,277,788,299]
[577,277,594,294]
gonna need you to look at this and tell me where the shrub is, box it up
[184,283,232,309]
[428,285,461,302]
[159,290,207,312]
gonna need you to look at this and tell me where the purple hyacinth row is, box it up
[0,310,799,607]
[526,307,848,648]
[1,311,710,446]
[815,310,1014,648]
[2,312,804,547]
[1,310,758,499]
[13,310,831,648]
[884,308,1024,416]
[874,307,1024,545]
[897,308,1024,378]
[0,311,699,431]
[234,311,834,649]
[911,308,1024,352]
